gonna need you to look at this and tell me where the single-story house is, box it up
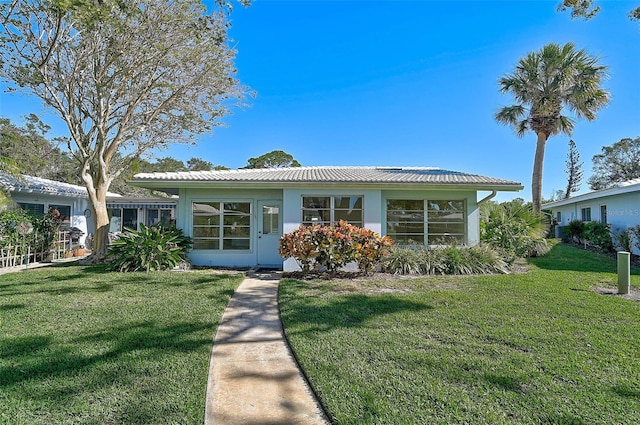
[130,166,523,270]
[0,172,107,246]
[0,172,176,247]
[543,178,640,253]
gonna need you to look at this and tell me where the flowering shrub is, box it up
[279,221,393,275]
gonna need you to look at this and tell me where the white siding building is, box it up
[544,179,640,253]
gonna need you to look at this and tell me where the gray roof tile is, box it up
[0,173,121,198]
[132,166,521,187]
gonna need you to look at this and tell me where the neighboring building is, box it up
[130,166,523,270]
[0,172,110,246]
[544,179,640,253]
[106,196,176,234]
[0,172,176,246]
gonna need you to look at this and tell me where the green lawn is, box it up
[0,264,243,425]
[280,243,640,425]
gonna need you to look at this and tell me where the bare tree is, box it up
[0,0,249,258]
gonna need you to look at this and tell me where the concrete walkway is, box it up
[204,272,330,425]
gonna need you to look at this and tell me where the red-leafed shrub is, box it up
[279,220,394,275]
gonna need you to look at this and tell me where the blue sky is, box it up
[1,1,639,202]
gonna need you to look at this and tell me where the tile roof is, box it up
[132,166,521,187]
[0,173,121,198]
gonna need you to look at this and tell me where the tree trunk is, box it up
[86,181,111,261]
[531,132,549,213]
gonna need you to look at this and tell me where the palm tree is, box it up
[495,42,609,212]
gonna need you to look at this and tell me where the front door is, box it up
[257,200,283,267]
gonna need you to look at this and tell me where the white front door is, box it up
[257,200,283,267]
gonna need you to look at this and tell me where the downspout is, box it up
[477,190,497,205]
[473,191,497,247]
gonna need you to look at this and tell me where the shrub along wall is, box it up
[279,221,394,276]
[382,245,509,276]
[564,220,614,253]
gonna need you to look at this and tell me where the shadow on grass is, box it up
[0,320,214,389]
[207,287,236,304]
[542,413,587,425]
[175,273,241,287]
[528,243,640,275]
[612,384,640,399]
[0,302,26,311]
[483,373,525,393]
[280,280,433,334]
[0,268,165,297]
[0,280,118,297]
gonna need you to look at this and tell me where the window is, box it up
[147,209,173,227]
[386,199,466,245]
[192,201,251,250]
[18,203,71,227]
[301,196,363,227]
[17,202,45,216]
[122,208,138,230]
[556,211,562,225]
[107,208,139,232]
[581,207,592,222]
[262,205,280,235]
[108,208,122,233]
[600,205,607,224]
[427,200,465,244]
[49,204,71,228]
[386,200,424,244]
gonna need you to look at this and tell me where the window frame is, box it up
[301,195,363,227]
[18,202,72,228]
[599,205,607,224]
[385,199,467,246]
[581,207,592,222]
[385,199,425,245]
[192,200,252,251]
[426,200,466,245]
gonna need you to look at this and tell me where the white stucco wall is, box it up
[548,191,640,254]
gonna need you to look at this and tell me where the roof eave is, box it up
[128,179,523,193]
[543,183,640,208]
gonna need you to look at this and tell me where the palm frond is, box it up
[496,42,608,137]
[495,105,526,128]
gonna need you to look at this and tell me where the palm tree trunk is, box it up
[531,132,548,213]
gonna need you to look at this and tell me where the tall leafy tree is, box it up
[495,42,609,212]
[244,150,301,169]
[557,0,640,21]
[0,115,78,183]
[564,139,583,199]
[0,0,249,258]
[588,137,640,190]
[187,157,213,171]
